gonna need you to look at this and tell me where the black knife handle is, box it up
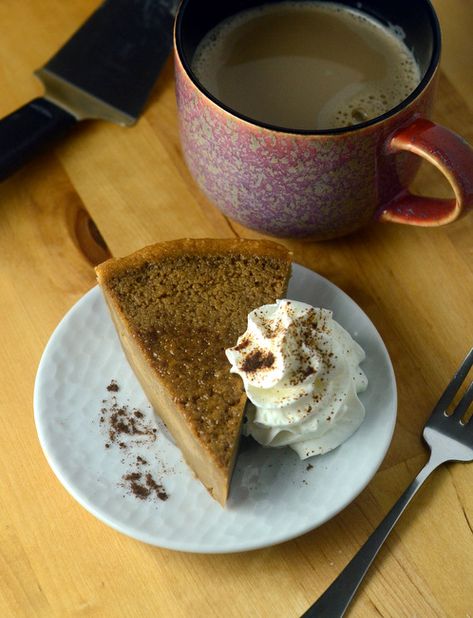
[0,97,76,181]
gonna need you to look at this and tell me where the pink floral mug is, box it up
[174,0,473,240]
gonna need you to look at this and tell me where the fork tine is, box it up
[432,348,473,417]
[451,380,473,423]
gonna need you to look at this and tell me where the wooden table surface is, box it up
[1,1,472,616]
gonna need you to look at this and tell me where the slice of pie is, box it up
[96,238,291,505]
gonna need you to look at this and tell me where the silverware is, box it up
[0,0,179,180]
[302,347,473,618]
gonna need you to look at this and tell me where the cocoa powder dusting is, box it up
[121,471,168,501]
[145,473,168,501]
[100,397,157,445]
[241,349,275,373]
[124,473,151,500]
[107,380,119,392]
[100,381,170,503]
[234,337,250,352]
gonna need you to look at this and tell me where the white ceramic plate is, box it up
[34,263,396,553]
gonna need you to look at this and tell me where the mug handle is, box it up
[377,118,473,226]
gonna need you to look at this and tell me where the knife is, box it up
[0,0,178,181]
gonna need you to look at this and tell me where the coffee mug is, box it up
[174,0,473,239]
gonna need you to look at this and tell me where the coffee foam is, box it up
[191,1,421,130]
[318,51,420,128]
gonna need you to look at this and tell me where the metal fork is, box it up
[302,348,473,618]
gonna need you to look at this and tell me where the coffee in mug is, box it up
[191,1,421,130]
[175,0,473,239]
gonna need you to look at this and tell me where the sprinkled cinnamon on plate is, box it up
[99,381,170,503]
[106,380,119,392]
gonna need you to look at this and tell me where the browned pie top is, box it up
[96,238,292,469]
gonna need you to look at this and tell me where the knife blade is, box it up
[0,0,178,181]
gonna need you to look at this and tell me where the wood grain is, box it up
[0,1,472,616]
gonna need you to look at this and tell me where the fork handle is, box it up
[301,453,444,618]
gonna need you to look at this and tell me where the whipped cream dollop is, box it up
[225,300,368,459]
